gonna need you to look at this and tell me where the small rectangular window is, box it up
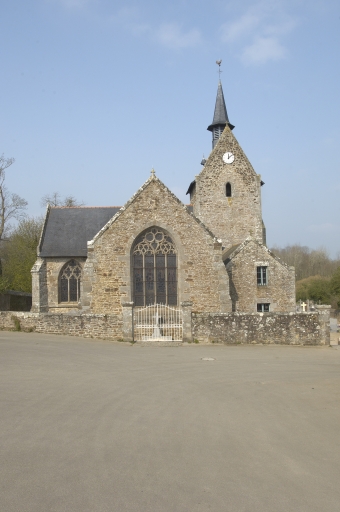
[257,266,267,285]
[257,303,270,312]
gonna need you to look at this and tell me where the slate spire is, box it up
[207,80,234,148]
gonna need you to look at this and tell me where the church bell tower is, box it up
[187,70,265,250]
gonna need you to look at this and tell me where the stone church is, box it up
[31,80,296,326]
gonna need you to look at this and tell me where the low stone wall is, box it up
[0,308,330,345]
[0,311,123,341]
[192,310,330,345]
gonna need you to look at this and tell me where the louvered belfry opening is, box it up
[60,259,82,303]
[132,227,177,307]
[212,125,224,147]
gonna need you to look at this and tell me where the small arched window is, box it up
[226,182,232,197]
[132,227,177,307]
[59,259,82,303]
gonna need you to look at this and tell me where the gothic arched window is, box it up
[226,182,232,197]
[132,227,177,307]
[59,259,82,303]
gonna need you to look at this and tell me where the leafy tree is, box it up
[40,192,84,208]
[0,154,27,239]
[307,277,332,304]
[1,216,44,292]
[330,267,340,307]
[296,275,331,304]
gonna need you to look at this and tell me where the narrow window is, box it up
[226,182,232,197]
[59,259,82,303]
[132,227,177,306]
[257,266,267,285]
[257,303,270,312]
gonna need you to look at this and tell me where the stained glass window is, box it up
[132,227,177,306]
[59,259,82,303]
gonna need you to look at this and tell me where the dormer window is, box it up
[226,182,232,197]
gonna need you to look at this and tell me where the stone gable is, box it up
[191,126,264,248]
[224,238,296,313]
[81,175,232,314]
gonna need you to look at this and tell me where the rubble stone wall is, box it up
[82,177,231,315]
[192,309,330,345]
[0,307,330,345]
[0,311,123,340]
[225,240,296,313]
[191,126,264,248]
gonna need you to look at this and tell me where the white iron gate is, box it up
[134,304,182,342]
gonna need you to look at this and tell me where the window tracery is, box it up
[132,227,177,306]
[59,259,82,303]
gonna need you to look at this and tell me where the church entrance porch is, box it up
[133,303,183,342]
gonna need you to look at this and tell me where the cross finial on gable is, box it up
[151,168,156,177]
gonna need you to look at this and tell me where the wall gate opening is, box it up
[133,303,183,342]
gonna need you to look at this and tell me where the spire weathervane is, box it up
[216,59,222,80]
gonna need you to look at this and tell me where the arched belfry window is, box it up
[226,182,232,197]
[59,259,82,303]
[132,227,177,306]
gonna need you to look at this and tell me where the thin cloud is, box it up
[49,0,93,8]
[242,36,286,64]
[109,7,150,36]
[308,223,339,234]
[155,23,202,49]
[221,12,261,42]
[221,1,297,65]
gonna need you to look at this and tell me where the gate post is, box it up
[181,301,193,343]
[122,302,134,342]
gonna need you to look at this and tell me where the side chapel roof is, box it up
[39,207,121,257]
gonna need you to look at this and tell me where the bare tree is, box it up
[0,154,28,240]
[271,244,340,280]
[40,192,84,208]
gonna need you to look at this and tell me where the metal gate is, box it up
[133,303,183,342]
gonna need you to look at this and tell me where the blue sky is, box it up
[1,0,340,256]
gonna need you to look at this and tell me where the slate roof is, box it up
[39,203,195,257]
[207,80,234,132]
[39,207,121,257]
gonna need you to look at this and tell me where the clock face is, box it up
[223,152,234,164]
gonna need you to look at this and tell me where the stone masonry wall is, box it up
[45,257,86,312]
[82,176,231,315]
[192,309,330,345]
[225,239,296,313]
[31,257,86,313]
[0,308,329,345]
[0,311,123,340]
[191,126,264,249]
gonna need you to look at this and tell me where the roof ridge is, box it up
[51,206,122,209]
